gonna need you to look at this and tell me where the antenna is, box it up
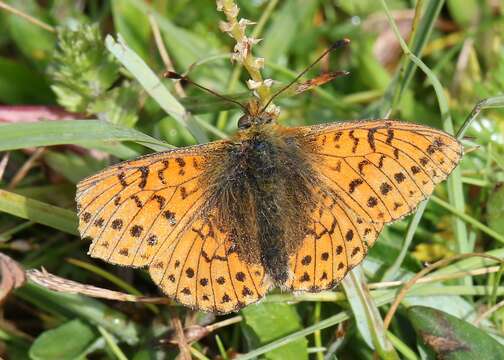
[163,71,247,112]
[260,38,351,113]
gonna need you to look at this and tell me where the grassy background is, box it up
[1,0,504,359]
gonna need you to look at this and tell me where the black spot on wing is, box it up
[138,166,149,189]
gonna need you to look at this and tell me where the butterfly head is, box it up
[238,99,279,130]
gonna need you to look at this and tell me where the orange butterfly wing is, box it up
[76,143,224,266]
[286,185,383,291]
[286,120,462,291]
[76,142,271,313]
[148,210,271,313]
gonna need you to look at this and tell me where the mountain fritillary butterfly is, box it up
[76,100,462,313]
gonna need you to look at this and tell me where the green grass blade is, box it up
[98,326,129,360]
[393,0,445,106]
[105,35,209,143]
[386,331,419,360]
[0,120,171,152]
[0,190,78,235]
[342,269,399,359]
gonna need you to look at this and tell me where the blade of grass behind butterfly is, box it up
[105,35,210,143]
[342,269,400,360]
[380,0,469,275]
[0,120,171,153]
[0,189,78,235]
[391,0,445,111]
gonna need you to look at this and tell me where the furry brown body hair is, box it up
[202,124,317,284]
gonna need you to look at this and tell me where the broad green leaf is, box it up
[241,303,308,360]
[0,120,171,152]
[408,306,504,360]
[29,319,97,360]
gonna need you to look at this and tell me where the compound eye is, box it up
[261,113,273,124]
[238,115,252,129]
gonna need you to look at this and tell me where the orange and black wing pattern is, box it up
[148,210,271,313]
[286,120,463,291]
[76,144,214,267]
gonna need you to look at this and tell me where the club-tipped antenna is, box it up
[163,71,247,112]
[259,38,351,113]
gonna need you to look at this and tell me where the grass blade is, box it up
[0,120,171,152]
[393,0,445,107]
[0,190,77,235]
[105,35,209,143]
[342,269,399,359]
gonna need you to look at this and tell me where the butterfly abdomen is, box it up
[244,137,290,283]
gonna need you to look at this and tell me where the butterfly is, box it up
[76,104,462,313]
[75,41,463,314]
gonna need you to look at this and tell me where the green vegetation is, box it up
[1,0,504,359]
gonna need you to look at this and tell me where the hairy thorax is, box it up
[203,124,318,285]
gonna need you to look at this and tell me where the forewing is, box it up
[300,120,463,223]
[76,142,225,267]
